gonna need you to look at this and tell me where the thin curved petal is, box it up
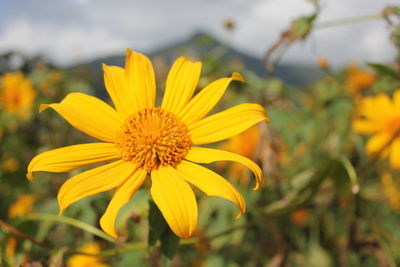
[103,64,139,118]
[390,139,400,170]
[150,166,197,238]
[366,133,391,154]
[161,57,201,114]
[57,160,136,214]
[27,143,119,181]
[40,93,122,142]
[189,103,268,145]
[177,160,245,218]
[185,147,263,190]
[125,49,156,109]
[178,73,244,125]
[100,169,147,237]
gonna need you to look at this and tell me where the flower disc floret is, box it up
[115,107,192,171]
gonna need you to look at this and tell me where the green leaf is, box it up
[367,62,399,79]
[160,229,180,261]
[291,14,318,40]
[22,213,115,243]
[148,200,167,246]
[383,6,400,17]
[148,200,180,261]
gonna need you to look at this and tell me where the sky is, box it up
[0,0,398,67]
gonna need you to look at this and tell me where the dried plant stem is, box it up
[0,219,53,250]
[315,13,383,29]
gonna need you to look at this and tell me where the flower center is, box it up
[115,107,192,171]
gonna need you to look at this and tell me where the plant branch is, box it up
[0,219,53,250]
[315,13,383,29]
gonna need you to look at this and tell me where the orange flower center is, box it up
[115,107,192,171]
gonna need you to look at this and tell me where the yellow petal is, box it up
[177,160,245,218]
[27,143,119,181]
[178,73,244,125]
[125,49,156,109]
[366,133,390,154]
[100,169,147,237]
[352,119,380,134]
[185,147,263,190]
[189,103,268,145]
[40,93,122,142]
[390,139,400,170]
[161,57,202,114]
[393,89,400,112]
[103,64,139,119]
[375,94,394,116]
[150,166,197,238]
[57,160,136,214]
[357,97,381,120]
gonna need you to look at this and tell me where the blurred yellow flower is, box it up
[316,57,329,69]
[27,49,268,238]
[345,63,375,94]
[5,237,17,259]
[0,72,36,119]
[353,90,400,169]
[67,242,108,267]
[1,157,19,172]
[381,172,400,210]
[8,194,36,218]
[219,125,261,185]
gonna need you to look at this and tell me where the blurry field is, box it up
[1,3,400,267]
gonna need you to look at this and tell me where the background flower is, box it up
[353,90,400,169]
[0,72,36,119]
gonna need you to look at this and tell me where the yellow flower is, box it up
[219,125,261,185]
[381,172,400,210]
[353,90,400,169]
[27,49,268,238]
[345,63,375,94]
[0,72,36,119]
[8,194,36,218]
[1,157,19,172]
[67,242,109,267]
[316,57,329,69]
[5,237,17,259]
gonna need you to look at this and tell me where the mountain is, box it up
[71,32,323,98]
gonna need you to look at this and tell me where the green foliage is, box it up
[148,201,180,262]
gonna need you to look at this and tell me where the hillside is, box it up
[71,32,323,98]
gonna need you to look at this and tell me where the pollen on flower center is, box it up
[115,107,192,171]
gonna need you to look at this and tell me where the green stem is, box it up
[71,238,198,257]
[339,156,359,194]
[315,13,383,29]
[22,214,116,243]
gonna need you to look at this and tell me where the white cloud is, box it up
[0,19,128,64]
[0,0,397,67]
